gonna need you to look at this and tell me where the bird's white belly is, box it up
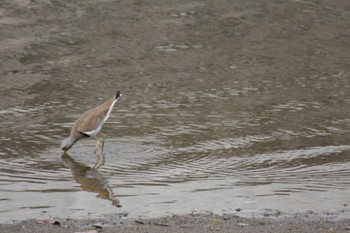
[84,122,104,136]
[82,97,120,137]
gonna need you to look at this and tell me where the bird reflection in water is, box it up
[61,153,121,207]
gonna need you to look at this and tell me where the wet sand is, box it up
[1,213,350,233]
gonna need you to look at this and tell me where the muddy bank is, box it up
[2,213,350,233]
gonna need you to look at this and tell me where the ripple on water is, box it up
[1,132,350,222]
[271,101,322,112]
[153,43,203,52]
[1,72,350,221]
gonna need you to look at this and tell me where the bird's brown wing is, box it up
[73,97,114,133]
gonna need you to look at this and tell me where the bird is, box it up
[61,91,122,155]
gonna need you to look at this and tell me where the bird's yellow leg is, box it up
[93,136,101,154]
[93,136,102,167]
[93,152,105,169]
[92,133,106,168]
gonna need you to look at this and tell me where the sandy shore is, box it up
[1,213,350,233]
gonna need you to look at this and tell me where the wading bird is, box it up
[61,91,122,155]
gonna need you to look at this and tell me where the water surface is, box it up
[0,0,350,223]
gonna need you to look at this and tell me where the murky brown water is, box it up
[1,0,350,223]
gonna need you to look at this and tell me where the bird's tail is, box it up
[115,91,122,99]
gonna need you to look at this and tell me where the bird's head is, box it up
[60,137,75,152]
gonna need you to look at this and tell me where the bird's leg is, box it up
[93,152,105,169]
[99,132,106,153]
[93,136,101,154]
[93,136,102,168]
[92,133,106,167]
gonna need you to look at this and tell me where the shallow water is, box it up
[1,79,350,222]
[1,0,350,223]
